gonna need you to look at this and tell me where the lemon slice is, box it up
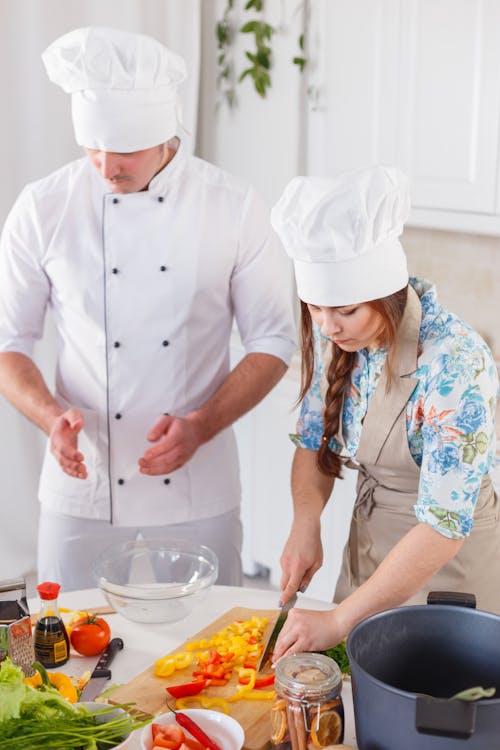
[270,705,287,743]
[310,708,342,747]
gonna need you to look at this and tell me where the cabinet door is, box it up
[398,0,500,213]
[306,0,500,229]
[306,0,400,175]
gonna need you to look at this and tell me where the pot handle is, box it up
[415,696,476,738]
[427,591,476,608]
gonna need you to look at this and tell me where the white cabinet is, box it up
[232,336,357,602]
[307,0,500,235]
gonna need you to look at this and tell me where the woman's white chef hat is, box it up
[271,166,410,306]
[42,27,187,152]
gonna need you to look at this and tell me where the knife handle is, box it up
[92,637,124,678]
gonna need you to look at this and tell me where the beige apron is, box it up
[320,286,500,614]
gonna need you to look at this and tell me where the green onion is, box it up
[320,640,351,675]
[0,702,149,750]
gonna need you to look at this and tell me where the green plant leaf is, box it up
[245,0,263,10]
[256,50,271,68]
[238,68,253,82]
[293,56,306,71]
[241,20,260,33]
[255,77,267,97]
[216,22,229,46]
[263,23,274,40]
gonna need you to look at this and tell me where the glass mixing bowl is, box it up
[93,538,218,624]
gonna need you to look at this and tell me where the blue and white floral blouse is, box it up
[291,278,499,539]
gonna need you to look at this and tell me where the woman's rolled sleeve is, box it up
[414,343,498,539]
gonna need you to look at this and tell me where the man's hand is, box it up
[279,518,324,605]
[138,414,203,475]
[49,408,87,479]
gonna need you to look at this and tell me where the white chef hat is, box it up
[271,166,410,306]
[42,27,187,152]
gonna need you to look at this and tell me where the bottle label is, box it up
[34,623,68,665]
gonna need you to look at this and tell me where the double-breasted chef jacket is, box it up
[0,141,296,526]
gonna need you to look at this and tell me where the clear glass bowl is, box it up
[93,538,218,624]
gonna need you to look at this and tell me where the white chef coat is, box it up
[0,140,296,526]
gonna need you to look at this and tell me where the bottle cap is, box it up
[36,581,61,600]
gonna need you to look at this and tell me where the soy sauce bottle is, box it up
[34,581,69,667]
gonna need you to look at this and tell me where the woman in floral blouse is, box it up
[270,166,499,658]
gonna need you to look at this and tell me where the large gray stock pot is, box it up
[346,592,500,749]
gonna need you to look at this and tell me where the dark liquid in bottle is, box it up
[34,615,69,667]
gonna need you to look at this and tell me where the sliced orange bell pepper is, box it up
[24,667,78,703]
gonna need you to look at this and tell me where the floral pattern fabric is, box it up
[291,278,499,539]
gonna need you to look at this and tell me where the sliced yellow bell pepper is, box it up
[154,650,193,677]
[176,695,231,714]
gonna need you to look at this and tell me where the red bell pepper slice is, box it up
[238,674,275,688]
[166,679,208,698]
[207,648,221,664]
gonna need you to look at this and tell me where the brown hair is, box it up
[298,286,409,478]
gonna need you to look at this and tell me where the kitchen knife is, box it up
[79,637,124,702]
[257,593,297,672]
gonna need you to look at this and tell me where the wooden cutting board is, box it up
[110,607,279,750]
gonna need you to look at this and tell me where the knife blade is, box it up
[257,593,297,672]
[79,637,124,702]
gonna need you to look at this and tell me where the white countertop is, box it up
[29,585,357,749]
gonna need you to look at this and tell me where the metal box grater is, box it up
[0,578,35,675]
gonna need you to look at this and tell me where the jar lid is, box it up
[274,652,342,699]
[37,581,61,600]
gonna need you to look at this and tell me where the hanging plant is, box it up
[216,0,238,108]
[238,0,274,98]
[215,0,307,106]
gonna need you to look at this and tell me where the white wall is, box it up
[197,0,307,206]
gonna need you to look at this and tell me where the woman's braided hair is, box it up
[298,286,409,477]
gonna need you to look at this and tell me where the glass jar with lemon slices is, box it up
[271,653,344,749]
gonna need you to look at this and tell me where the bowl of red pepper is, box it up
[93,538,218,624]
[140,708,245,750]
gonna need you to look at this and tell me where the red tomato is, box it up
[151,723,185,750]
[69,615,111,656]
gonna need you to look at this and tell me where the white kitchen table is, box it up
[29,586,357,749]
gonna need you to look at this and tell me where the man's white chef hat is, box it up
[42,27,187,152]
[271,166,410,306]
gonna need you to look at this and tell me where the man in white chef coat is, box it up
[0,27,295,590]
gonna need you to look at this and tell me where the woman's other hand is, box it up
[279,518,323,605]
[279,447,334,604]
